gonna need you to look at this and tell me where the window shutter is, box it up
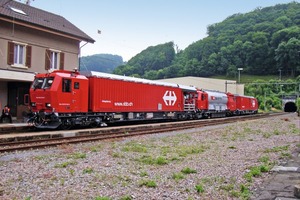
[26,45,32,68]
[59,52,64,70]
[45,49,50,70]
[7,41,14,65]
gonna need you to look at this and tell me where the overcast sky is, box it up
[27,0,299,61]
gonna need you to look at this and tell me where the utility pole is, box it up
[238,68,243,83]
[279,69,282,81]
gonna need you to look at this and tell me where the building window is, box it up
[7,41,31,68]
[45,49,64,71]
[14,44,25,65]
[50,51,59,70]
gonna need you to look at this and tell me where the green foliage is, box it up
[136,155,169,165]
[121,142,148,153]
[119,195,132,200]
[181,167,197,174]
[68,152,86,159]
[244,78,299,111]
[83,167,94,174]
[172,172,185,181]
[113,42,175,79]
[264,145,289,153]
[195,184,205,193]
[139,179,157,188]
[111,2,300,79]
[94,197,111,200]
[54,161,77,168]
[80,54,123,73]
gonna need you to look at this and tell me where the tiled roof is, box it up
[0,0,95,43]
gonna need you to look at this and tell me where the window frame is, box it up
[62,78,72,93]
[7,41,32,68]
[45,49,64,71]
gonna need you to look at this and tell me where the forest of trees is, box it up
[113,2,300,80]
[80,54,123,73]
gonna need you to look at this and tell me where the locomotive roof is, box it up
[82,71,197,92]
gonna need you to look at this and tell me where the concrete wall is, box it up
[158,76,244,95]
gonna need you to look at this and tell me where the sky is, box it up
[24,0,299,61]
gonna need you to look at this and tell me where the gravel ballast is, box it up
[0,113,299,200]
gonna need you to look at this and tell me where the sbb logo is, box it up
[163,91,177,106]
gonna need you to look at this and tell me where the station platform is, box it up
[0,122,29,134]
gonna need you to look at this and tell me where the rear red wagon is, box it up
[235,95,258,114]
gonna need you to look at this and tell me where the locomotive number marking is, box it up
[163,91,177,106]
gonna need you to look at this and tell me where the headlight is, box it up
[45,103,51,107]
[31,102,36,107]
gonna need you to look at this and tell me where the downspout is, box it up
[79,42,88,71]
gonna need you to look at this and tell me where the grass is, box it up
[138,179,157,188]
[172,172,185,181]
[94,197,111,200]
[181,167,197,174]
[83,167,94,174]
[244,156,274,182]
[136,155,169,165]
[195,184,205,193]
[67,152,86,159]
[121,142,148,153]
[264,145,289,153]
[176,145,207,157]
[54,161,77,168]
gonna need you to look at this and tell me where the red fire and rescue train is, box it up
[28,70,258,129]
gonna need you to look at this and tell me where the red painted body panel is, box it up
[235,95,258,111]
[196,90,209,110]
[88,77,184,112]
[30,71,89,113]
[226,93,237,112]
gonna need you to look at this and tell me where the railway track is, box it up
[0,112,286,153]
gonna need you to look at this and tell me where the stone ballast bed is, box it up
[0,113,299,199]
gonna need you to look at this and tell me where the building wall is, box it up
[158,76,244,95]
[0,21,80,73]
[0,20,81,119]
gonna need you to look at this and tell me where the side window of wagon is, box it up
[62,79,71,93]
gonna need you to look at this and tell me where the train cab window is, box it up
[74,82,80,89]
[43,78,54,89]
[31,77,54,90]
[201,94,206,101]
[31,78,44,89]
[62,79,71,93]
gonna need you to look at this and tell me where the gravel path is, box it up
[0,113,299,200]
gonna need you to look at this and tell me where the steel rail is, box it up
[0,112,286,153]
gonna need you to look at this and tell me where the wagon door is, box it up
[58,78,81,113]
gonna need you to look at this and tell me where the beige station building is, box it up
[0,0,94,120]
[158,76,244,95]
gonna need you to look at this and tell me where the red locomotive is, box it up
[28,70,258,129]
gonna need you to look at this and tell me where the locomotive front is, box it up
[28,70,89,129]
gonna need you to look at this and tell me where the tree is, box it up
[275,37,300,77]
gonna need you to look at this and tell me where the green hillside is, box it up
[80,54,124,73]
[113,2,300,80]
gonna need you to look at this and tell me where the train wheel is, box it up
[33,116,44,127]
[90,122,98,128]
[60,119,73,130]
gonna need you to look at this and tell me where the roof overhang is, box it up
[0,15,95,43]
[0,69,35,82]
